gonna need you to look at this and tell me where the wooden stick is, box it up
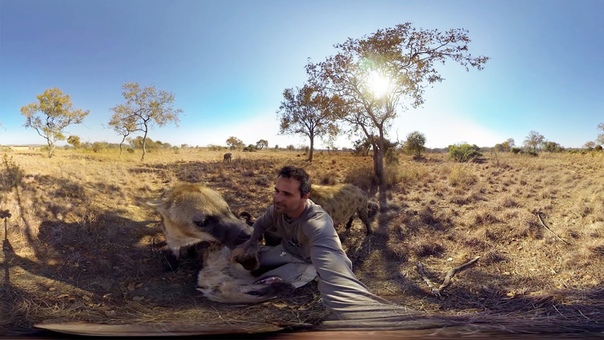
[416,261,442,299]
[536,212,570,245]
[417,256,481,299]
[438,256,480,291]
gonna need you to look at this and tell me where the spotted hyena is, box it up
[310,183,376,235]
[223,153,232,162]
[147,183,291,303]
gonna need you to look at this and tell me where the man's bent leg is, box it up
[256,245,317,288]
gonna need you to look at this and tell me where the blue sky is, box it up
[1,0,602,149]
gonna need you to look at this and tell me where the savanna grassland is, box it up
[1,146,604,337]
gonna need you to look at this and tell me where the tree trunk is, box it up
[308,136,314,162]
[372,143,388,211]
[46,139,54,158]
[141,134,148,161]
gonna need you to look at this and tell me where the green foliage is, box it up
[543,141,564,153]
[243,144,257,152]
[385,147,399,165]
[255,139,268,150]
[405,131,426,158]
[67,135,81,148]
[523,130,545,153]
[305,22,488,187]
[352,139,371,156]
[226,136,244,150]
[20,87,89,158]
[277,84,344,162]
[109,82,182,161]
[448,143,482,162]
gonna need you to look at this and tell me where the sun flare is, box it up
[367,70,391,98]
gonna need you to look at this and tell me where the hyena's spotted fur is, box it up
[310,183,376,235]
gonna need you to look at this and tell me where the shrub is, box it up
[449,143,482,162]
[0,154,24,191]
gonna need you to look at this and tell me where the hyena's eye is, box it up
[194,216,219,227]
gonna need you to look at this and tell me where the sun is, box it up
[367,70,391,98]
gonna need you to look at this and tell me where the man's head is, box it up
[273,166,311,218]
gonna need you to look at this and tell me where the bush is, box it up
[0,154,24,191]
[448,143,482,162]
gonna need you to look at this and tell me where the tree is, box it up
[277,84,344,162]
[584,141,596,150]
[109,82,182,161]
[67,135,81,148]
[543,141,563,153]
[597,123,604,146]
[20,88,89,157]
[108,110,137,157]
[405,131,426,159]
[226,136,244,150]
[255,139,268,150]
[506,138,516,148]
[305,23,488,206]
[523,130,545,153]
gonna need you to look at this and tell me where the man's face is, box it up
[273,176,308,218]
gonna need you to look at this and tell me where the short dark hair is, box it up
[278,165,311,197]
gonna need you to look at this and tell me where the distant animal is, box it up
[147,183,292,303]
[223,153,232,162]
[310,183,376,235]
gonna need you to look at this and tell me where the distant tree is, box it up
[405,131,426,159]
[353,138,372,156]
[243,144,257,152]
[277,84,344,162]
[584,141,596,150]
[67,135,81,148]
[506,138,515,148]
[449,143,482,162]
[110,82,182,161]
[305,22,488,206]
[255,139,268,150]
[543,141,563,153]
[523,130,545,153]
[108,109,137,157]
[226,136,244,150]
[20,88,89,158]
[597,123,604,146]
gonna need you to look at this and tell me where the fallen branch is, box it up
[416,261,441,298]
[536,212,570,245]
[417,256,480,299]
[438,256,480,291]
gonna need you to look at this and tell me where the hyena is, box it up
[310,183,376,235]
[147,183,292,303]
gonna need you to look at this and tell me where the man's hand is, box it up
[228,246,248,263]
[229,242,260,271]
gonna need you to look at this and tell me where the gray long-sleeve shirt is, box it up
[249,200,410,320]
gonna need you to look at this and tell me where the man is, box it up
[229,165,410,321]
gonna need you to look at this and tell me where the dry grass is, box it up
[2,147,604,336]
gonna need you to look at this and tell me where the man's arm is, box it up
[229,207,273,263]
[304,213,407,320]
